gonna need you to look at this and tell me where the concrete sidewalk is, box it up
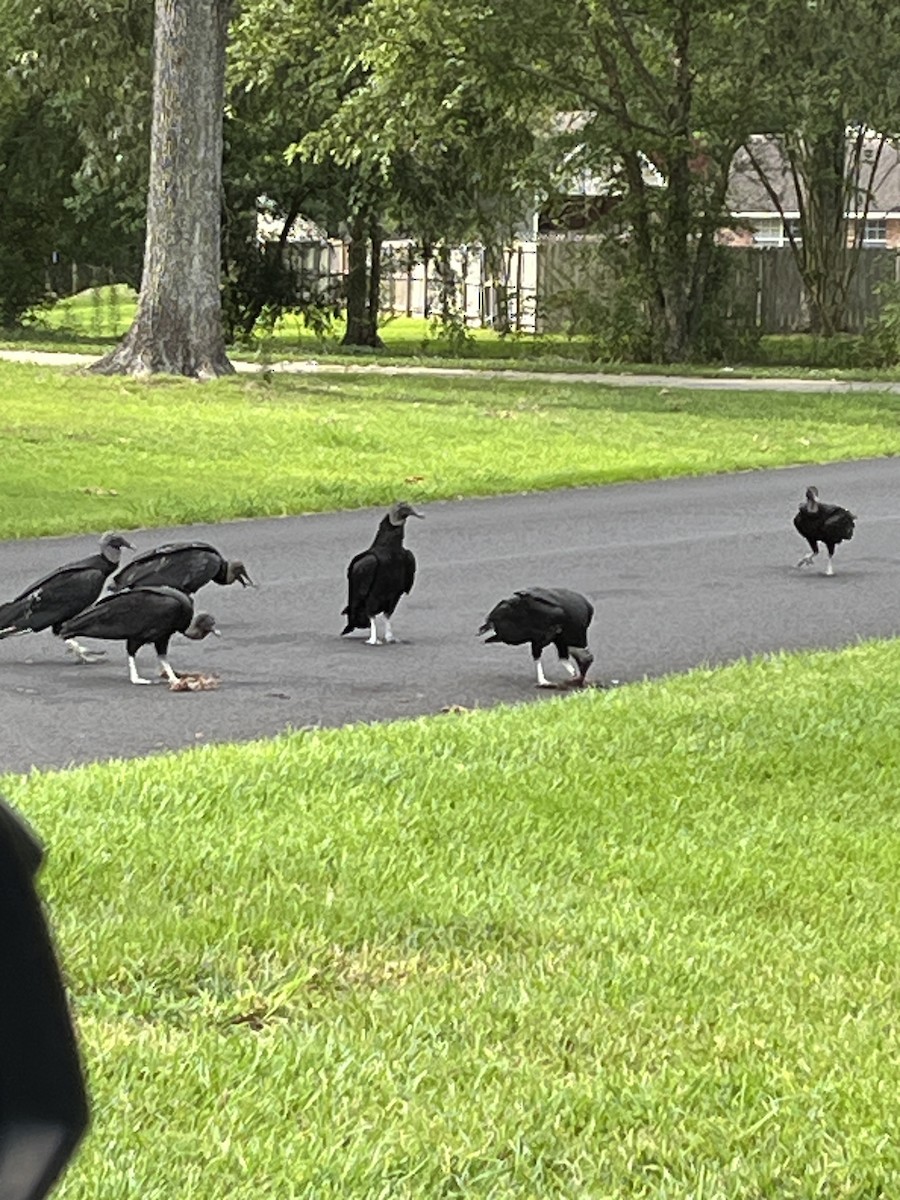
[2,346,898,393]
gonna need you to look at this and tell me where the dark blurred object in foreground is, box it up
[0,798,89,1200]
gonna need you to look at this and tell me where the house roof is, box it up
[728,134,900,217]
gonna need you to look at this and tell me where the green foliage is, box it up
[7,640,900,1197]
[4,0,150,291]
[863,282,900,368]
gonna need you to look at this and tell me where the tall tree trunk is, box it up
[794,127,850,336]
[91,0,233,379]
[365,215,385,347]
[341,211,384,347]
[745,125,883,338]
[341,214,369,346]
[657,0,693,361]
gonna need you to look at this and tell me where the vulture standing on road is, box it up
[341,501,424,644]
[479,586,595,688]
[109,541,254,594]
[58,585,219,684]
[0,531,134,662]
[793,486,856,576]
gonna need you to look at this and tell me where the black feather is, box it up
[58,586,217,683]
[0,533,133,641]
[793,487,856,558]
[341,504,421,635]
[479,587,595,681]
[109,542,253,594]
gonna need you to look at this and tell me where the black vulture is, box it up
[341,501,424,644]
[479,587,595,688]
[109,541,254,594]
[58,585,219,685]
[793,486,856,576]
[0,531,134,662]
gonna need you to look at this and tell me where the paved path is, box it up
[2,346,900,392]
[1,457,897,775]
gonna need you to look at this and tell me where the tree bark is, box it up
[365,215,385,347]
[341,211,384,347]
[91,0,234,379]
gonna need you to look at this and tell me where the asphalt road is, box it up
[1,456,897,775]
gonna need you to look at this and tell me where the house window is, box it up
[752,218,801,246]
[752,218,783,245]
[862,217,887,246]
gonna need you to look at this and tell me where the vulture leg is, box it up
[533,646,554,689]
[559,657,579,680]
[365,618,380,646]
[796,547,817,569]
[128,655,154,685]
[64,637,106,664]
[157,655,180,683]
[824,546,836,577]
[382,616,396,644]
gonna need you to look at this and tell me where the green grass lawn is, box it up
[0,358,898,538]
[6,640,900,1198]
[2,342,897,1195]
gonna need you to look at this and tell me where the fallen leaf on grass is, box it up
[80,486,119,496]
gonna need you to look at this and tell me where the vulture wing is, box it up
[110,543,219,593]
[60,587,191,642]
[820,505,855,541]
[0,556,110,634]
[482,591,565,645]
[400,548,417,595]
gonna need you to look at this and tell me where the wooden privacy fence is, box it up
[54,241,900,337]
[722,247,900,334]
[378,241,538,331]
[533,241,900,335]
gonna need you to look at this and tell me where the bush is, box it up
[862,281,900,367]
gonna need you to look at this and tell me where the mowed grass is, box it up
[0,358,898,537]
[6,640,900,1198]
[10,287,596,365]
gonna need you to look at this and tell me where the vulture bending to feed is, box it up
[58,585,219,684]
[341,501,423,644]
[793,486,856,576]
[110,541,254,593]
[0,531,134,662]
[479,587,595,688]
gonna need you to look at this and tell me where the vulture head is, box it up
[184,612,220,641]
[569,645,594,684]
[224,560,255,587]
[388,500,425,525]
[99,532,136,563]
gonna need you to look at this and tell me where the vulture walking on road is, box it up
[0,531,134,662]
[110,541,254,594]
[793,486,856,576]
[341,501,424,644]
[479,587,595,688]
[58,585,219,685]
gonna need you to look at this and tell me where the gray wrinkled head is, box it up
[804,486,820,510]
[570,645,594,681]
[185,612,220,640]
[388,500,425,525]
[99,531,136,563]
[225,560,255,587]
